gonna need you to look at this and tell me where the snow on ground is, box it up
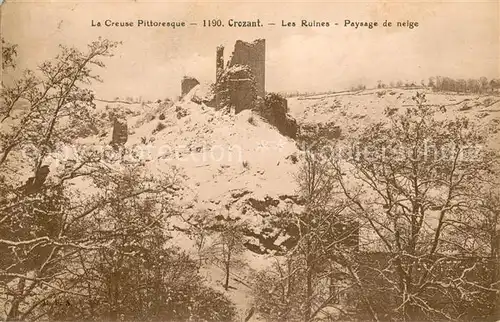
[65,88,500,251]
[288,88,500,148]
[15,87,498,320]
[118,88,301,218]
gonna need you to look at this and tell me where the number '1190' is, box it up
[203,19,223,27]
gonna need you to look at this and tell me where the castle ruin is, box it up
[228,39,265,98]
[215,39,266,112]
[213,39,297,138]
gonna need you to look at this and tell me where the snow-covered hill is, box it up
[36,87,500,320]
[288,88,500,148]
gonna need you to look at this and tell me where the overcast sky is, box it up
[1,1,498,100]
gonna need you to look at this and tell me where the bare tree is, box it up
[0,38,237,321]
[253,151,359,322]
[331,92,499,321]
[0,38,122,320]
[0,159,181,320]
[38,168,236,322]
[0,38,120,168]
[205,220,247,291]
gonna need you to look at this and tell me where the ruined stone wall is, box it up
[215,46,225,108]
[228,39,265,98]
[229,79,256,113]
[215,65,257,113]
[256,93,297,138]
[216,45,224,81]
[111,118,128,148]
[181,76,200,96]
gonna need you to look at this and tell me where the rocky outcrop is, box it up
[246,196,280,212]
[175,104,190,119]
[298,122,342,148]
[254,93,298,138]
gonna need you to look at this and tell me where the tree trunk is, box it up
[224,249,231,291]
[493,220,500,320]
[403,301,417,322]
[305,267,313,322]
[108,270,120,321]
[304,239,313,322]
[287,259,293,298]
[6,278,26,321]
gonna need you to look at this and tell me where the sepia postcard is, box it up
[0,1,499,321]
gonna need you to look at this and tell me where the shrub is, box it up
[47,249,237,322]
[153,122,166,134]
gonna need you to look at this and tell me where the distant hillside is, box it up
[289,88,500,149]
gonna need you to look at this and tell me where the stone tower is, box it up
[215,46,225,108]
[215,39,266,112]
[216,45,224,81]
[228,39,266,98]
